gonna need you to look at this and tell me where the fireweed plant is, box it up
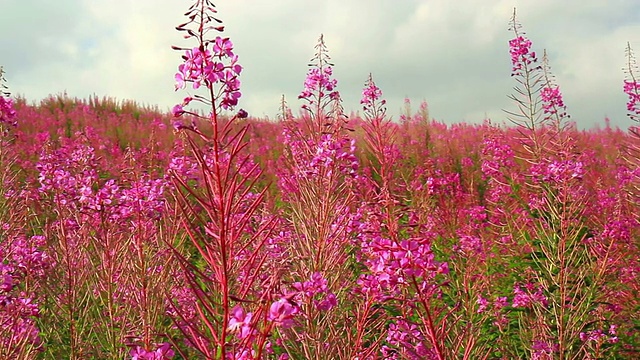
[621,42,640,352]
[497,9,629,359]
[169,1,285,359]
[624,43,640,201]
[271,34,389,359]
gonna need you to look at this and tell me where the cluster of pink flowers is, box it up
[36,141,99,205]
[268,297,297,328]
[540,85,567,119]
[308,134,359,177]
[6,235,52,280]
[174,37,242,111]
[382,318,433,359]
[476,295,510,316]
[360,74,388,123]
[129,343,175,360]
[299,66,339,103]
[481,136,515,177]
[226,297,297,357]
[509,35,537,76]
[279,128,359,197]
[529,158,585,184]
[2,3,639,358]
[579,325,619,344]
[481,135,519,205]
[168,151,198,181]
[360,75,384,109]
[512,283,548,308]
[417,171,461,196]
[0,234,52,354]
[531,340,558,360]
[624,79,640,118]
[291,272,338,312]
[358,233,448,299]
[118,175,167,223]
[227,305,257,340]
[0,96,16,127]
[37,140,168,224]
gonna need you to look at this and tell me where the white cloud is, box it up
[1,0,639,128]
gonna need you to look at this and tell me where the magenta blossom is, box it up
[129,343,175,360]
[624,79,640,117]
[0,96,17,127]
[361,76,383,107]
[268,298,297,328]
[174,36,242,111]
[228,305,255,340]
[540,85,567,120]
[299,66,338,101]
[509,36,537,76]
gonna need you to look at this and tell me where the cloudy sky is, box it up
[1,0,639,129]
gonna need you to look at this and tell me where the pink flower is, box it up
[129,343,175,360]
[228,305,254,340]
[213,36,234,57]
[509,36,537,76]
[316,293,337,311]
[476,296,489,313]
[540,85,567,120]
[624,79,640,117]
[0,96,17,126]
[174,43,243,110]
[172,104,184,117]
[171,97,192,118]
[268,298,296,328]
[174,71,185,90]
[361,78,383,106]
[299,67,339,101]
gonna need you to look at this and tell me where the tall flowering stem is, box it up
[540,51,568,128]
[273,36,369,359]
[298,34,345,137]
[505,9,545,159]
[624,43,640,125]
[504,10,618,360]
[623,43,640,224]
[623,43,640,169]
[170,1,280,358]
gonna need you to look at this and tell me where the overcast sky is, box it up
[2,0,639,129]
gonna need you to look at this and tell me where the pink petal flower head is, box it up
[624,79,640,117]
[129,343,175,360]
[0,96,17,127]
[213,36,235,57]
[509,36,537,76]
[316,293,337,311]
[228,305,254,340]
[540,85,567,120]
[476,296,489,313]
[174,72,186,90]
[172,104,184,117]
[268,298,296,328]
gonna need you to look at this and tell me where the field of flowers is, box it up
[0,1,639,359]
